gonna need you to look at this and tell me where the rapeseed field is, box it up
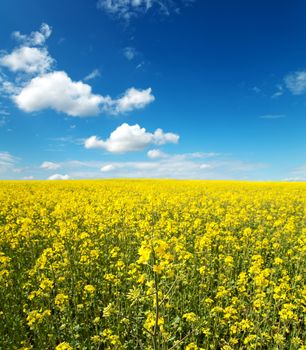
[0,180,305,349]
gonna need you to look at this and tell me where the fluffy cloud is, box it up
[97,0,195,19]
[14,73,154,117]
[12,23,52,46]
[14,71,106,117]
[0,46,54,74]
[147,149,167,159]
[114,87,155,113]
[1,24,155,117]
[0,23,53,75]
[285,71,306,95]
[48,173,70,180]
[41,161,61,170]
[85,123,179,153]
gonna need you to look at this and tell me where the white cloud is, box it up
[84,69,101,81]
[101,164,116,172]
[114,87,155,113]
[14,72,154,117]
[199,164,212,169]
[14,71,106,117]
[285,71,306,95]
[287,164,306,182]
[48,173,70,180]
[0,151,17,174]
[98,0,153,19]
[0,81,19,95]
[147,149,218,160]
[283,177,306,182]
[123,47,136,60]
[93,158,266,179]
[147,149,167,159]
[1,24,155,118]
[97,0,194,20]
[85,123,179,153]
[0,46,54,74]
[0,151,16,165]
[12,23,52,46]
[0,24,53,75]
[271,84,284,99]
[42,153,266,180]
[41,161,61,170]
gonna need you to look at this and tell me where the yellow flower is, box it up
[84,284,96,295]
[54,293,69,311]
[137,245,151,264]
[55,342,73,350]
[182,312,198,323]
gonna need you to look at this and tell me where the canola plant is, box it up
[0,180,305,350]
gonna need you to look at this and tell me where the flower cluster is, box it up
[0,180,305,349]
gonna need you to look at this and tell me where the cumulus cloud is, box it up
[97,0,195,20]
[12,23,52,46]
[14,71,107,117]
[13,73,154,117]
[147,149,167,159]
[0,46,54,74]
[285,71,306,95]
[41,161,61,170]
[1,24,155,117]
[114,87,155,113]
[0,23,53,75]
[85,123,179,153]
[48,173,70,180]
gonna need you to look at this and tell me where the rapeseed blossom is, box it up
[0,180,305,349]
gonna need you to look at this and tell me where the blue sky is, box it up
[1,0,306,180]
